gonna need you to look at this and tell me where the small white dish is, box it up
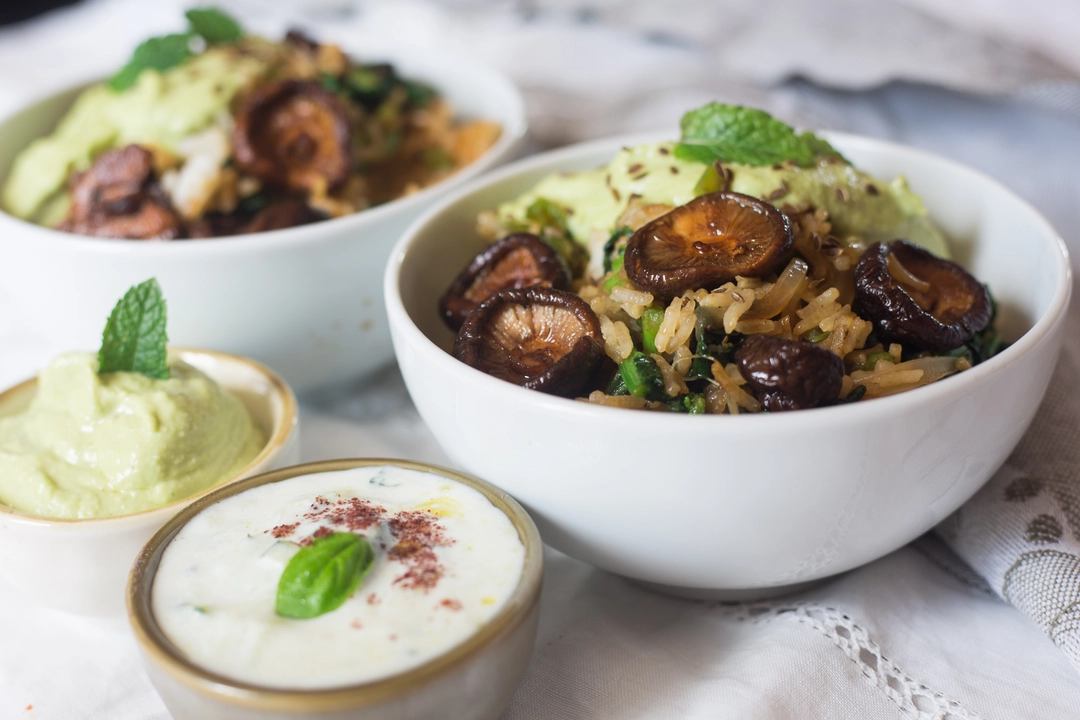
[0,45,526,394]
[0,348,299,616]
[385,131,1072,597]
[128,458,543,720]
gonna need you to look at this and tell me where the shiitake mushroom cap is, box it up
[624,191,794,300]
[59,145,181,240]
[853,240,992,352]
[233,80,353,192]
[439,233,571,331]
[735,334,844,411]
[452,287,604,398]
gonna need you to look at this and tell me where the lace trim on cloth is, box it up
[734,603,981,720]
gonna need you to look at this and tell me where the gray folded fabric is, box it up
[937,287,1080,669]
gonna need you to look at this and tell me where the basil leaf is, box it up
[110,34,193,91]
[98,278,169,380]
[276,532,374,620]
[185,7,243,44]
[675,102,837,168]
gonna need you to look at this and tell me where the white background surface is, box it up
[3,1,1080,718]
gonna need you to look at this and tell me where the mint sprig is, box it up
[98,278,170,380]
[185,8,243,44]
[109,7,244,91]
[276,532,375,620]
[109,34,194,92]
[674,103,846,168]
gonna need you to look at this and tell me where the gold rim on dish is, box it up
[126,457,544,712]
[0,348,297,526]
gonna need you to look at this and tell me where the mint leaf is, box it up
[799,131,849,164]
[185,8,243,44]
[110,34,193,91]
[276,532,374,620]
[98,278,169,379]
[674,103,820,167]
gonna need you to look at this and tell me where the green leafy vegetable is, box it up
[403,80,438,107]
[666,393,706,414]
[605,371,629,396]
[185,7,243,43]
[946,289,1007,365]
[601,262,628,293]
[618,351,667,401]
[110,34,193,91]
[276,532,374,620]
[602,227,633,274]
[524,198,588,277]
[855,350,895,371]
[526,198,570,235]
[343,65,396,109]
[423,147,455,171]
[98,278,170,380]
[674,102,842,168]
[838,385,867,403]
[641,306,665,355]
[684,393,707,414]
[687,328,713,381]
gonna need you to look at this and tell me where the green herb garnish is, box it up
[98,278,169,380]
[802,327,831,344]
[110,7,243,91]
[674,102,843,168]
[276,532,374,620]
[185,7,243,43]
[110,35,193,91]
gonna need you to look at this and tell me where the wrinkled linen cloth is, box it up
[3,1,1080,718]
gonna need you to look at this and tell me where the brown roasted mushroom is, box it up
[439,233,571,331]
[452,287,605,397]
[624,191,793,299]
[284,29,320,52]
[735,335,844,411]
[59,145,180,240]
[233,80,352,192]
[852,240,992,352]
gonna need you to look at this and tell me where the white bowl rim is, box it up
[0,47,526,256]
[0,347,298,529]
[385,130,1073,428]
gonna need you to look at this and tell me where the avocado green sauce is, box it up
[496,141,949,278]
[0,353,265,519]
[1,46,269,224]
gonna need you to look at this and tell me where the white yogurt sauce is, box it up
[151,466,526,689]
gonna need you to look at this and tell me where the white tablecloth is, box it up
[3,1,1080,718]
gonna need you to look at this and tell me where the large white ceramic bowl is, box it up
[0,47,525,394]
[0,349,299,616]
[386,132,1072,597]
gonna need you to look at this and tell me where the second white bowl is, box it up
[0,45,525,394]
[386,132,1071,597]
[0,349,299,616]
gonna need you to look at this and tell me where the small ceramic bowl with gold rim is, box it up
[0,348,298,616]
[127,458,542,720]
